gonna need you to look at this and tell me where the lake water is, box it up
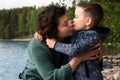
[0,40,30,80]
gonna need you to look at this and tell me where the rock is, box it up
[103,59,108,62]
[114,71,120,80]
[103,56,109,59]
[114,56,120,60]
[102,53,120,80]
[112,66,120,69]
[102,69,111,73]
[103,61,113,69]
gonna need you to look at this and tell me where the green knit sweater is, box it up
[21,38,73,80]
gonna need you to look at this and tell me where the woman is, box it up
[19,5,102,80]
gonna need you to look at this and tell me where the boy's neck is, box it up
[75,26,98,31]
[85,25,91,30]
[85,25,98,30]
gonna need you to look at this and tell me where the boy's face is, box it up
[73,6,87,31]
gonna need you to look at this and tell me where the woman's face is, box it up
[57,15,73,39]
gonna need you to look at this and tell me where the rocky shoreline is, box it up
[102,53,120,80]
[0,38,31,41]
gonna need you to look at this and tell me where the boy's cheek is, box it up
[74,21,79,27]
[74,25,79,31]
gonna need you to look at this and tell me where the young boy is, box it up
[46,2,110,80]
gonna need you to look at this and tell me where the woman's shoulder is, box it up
[30,37,46,46]
[28,37,49,52]
[28,37,53,58]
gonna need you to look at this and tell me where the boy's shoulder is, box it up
[78,30,98,36]
[71,30,99,41]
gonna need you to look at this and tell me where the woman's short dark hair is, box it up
[35,5,66,39]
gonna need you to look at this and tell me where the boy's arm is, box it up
[54,31,100,56]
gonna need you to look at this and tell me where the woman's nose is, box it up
[73,19,75,25]
[68,20,74,28]
[70,20,74,24]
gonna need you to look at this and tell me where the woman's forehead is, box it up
[59,15,69,23]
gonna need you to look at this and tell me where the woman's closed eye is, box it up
[63,21,68,26]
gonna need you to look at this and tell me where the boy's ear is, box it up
[86,17,92,26]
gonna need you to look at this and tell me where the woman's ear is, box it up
[86,17,92,26]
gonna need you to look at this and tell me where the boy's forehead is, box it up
[75,7,84,15]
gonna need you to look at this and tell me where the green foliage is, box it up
[26,9,37,35]
[18,14,25,37]
[4,25,11,39]
[91,0,120,43]
[0,6,44,39]
[67,7,75,19]
[103,42,120,55]
[89,0,120,54]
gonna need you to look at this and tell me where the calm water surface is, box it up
[0,40,29,80]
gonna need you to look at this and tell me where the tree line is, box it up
[0,6,45,39]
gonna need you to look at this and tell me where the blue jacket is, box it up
[54,26,110,80]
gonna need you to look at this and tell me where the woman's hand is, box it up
[34,32,43,41]
[79,42,102,62]
[88,42,103,60]
[46,38,57,49]
[69,49,100,72]
[77,48,100,62]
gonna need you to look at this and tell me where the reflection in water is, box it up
[0,40,29,80]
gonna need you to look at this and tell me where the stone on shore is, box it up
[102,53,120,80]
